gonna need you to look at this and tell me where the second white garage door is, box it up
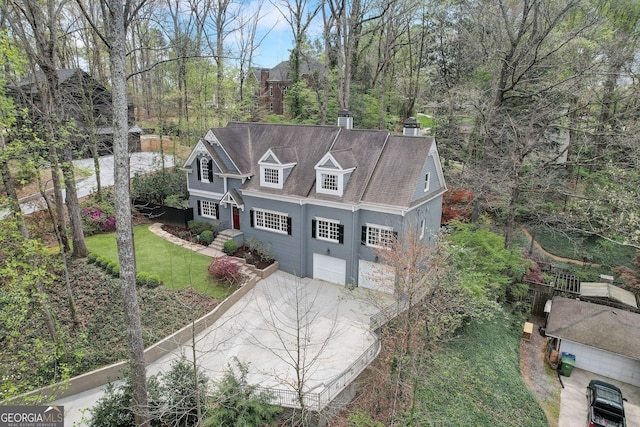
[358,260,395,293]
[313,253,346,285]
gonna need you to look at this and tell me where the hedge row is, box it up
[86,253,163,288]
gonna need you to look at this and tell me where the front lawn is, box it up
[411,312,548,426]
[85,224,229,298]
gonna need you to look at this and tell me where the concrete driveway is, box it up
[559,367,640,426]
[53,271,388,425]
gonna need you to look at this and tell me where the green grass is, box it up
[530,227,636,270]
[85,224,229,298]
[411,311,547,426]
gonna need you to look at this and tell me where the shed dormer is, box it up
[314,150,357,197]
[258,147,297,189]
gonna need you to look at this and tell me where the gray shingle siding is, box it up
[242,197,302,274]
[410,154,442,203]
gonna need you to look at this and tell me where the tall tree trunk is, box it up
[60,146,88,257]
[49,146,71,252]
[109,0,149,423]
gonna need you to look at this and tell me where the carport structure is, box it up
[545,296,640,387]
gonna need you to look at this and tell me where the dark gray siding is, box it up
[305,205,358,284]
[357,210,403,264]
[410,155,441,202]
[188,155,225,194]
[241,196,303,275]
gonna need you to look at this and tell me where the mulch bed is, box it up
[160,224,274,270]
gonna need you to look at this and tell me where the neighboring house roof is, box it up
[15,68,79,87]
[253,57,324,82]
[580,282,638,309]
[545,296,640,360]
[188,122,446,210]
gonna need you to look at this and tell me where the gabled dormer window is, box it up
[258,148,297,189]
[321,173,338,191]
[263,167,279,185]
[314,152,356,197]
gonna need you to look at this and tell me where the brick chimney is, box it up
[337,109,353,129]
[403,117,420,136]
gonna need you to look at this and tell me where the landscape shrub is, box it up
[200,230,214,246]
[188,220,214,236]
[80,199,117,235]
[96,256,109,268]
[136,272,150,287]
[208,257,243,286]
[131,169,188,206]
[111,265,120,278]
[223,240,238,256]
[89,355,207,427]
[245,237,275,262]
[87,253,98,264]
[107,261,118,275]
[146,274,162,288]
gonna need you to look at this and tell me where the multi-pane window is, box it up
[424,172,430,192]
[365,225,395,248]
[200,200,217,219]
[200,158,210,182]
[254,209,289,233]
[321,173,338,191]
[264,168,279,184]
[317,219,340,242]
[269,103,274,112]
[269,84,273,96]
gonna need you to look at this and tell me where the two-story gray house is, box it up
[183,112,446,290]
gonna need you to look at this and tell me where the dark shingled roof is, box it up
[254,58,324,82]
[361,135,436,208]
[196,122,444,208]
[545,296,640,360]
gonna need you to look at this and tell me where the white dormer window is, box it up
[258,148,297,189]
[321,173,338,191]
[314,152,356,197]
[264,167,279,184]
[423,172,431,192]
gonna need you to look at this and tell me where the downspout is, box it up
[300,200,305,277]
[351,205,357,286]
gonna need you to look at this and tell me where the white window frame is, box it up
[424,172,431,192]
[366,224,395,249]
[201,200,217,219]
[316,218,341,243]
[419,219,425,240]
[254,208,289,234]
[200,158,211,183]
[321,173,339,191]
[263,167,280,186]
[269,84,273,96]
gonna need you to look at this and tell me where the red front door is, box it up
[232,207,240,230]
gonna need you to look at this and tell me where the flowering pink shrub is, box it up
[81,204,116,235]
[208,257,243,286]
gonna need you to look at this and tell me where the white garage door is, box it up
[358,260,395,294]
[313,253,346,285]
[561,340,640,386]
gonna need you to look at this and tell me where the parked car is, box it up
[587,379,627,427]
